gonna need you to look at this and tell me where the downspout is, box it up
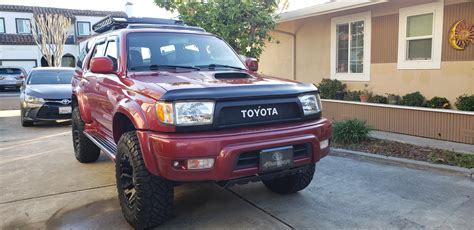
[274,29,296,80]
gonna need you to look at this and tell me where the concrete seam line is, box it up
[330,148,472,178]
[0,131,70,151]
[0,184,116,205]
[226,188,295,230]
[0,148,65,165]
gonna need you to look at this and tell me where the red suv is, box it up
[72,16,331,229]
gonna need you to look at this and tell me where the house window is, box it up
[77,21,91,36]
[0,18,5,33]
[16,18,31,34]
[330,12,371,81]
[397,2,443,69]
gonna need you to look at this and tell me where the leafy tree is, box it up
[155,0,287,59]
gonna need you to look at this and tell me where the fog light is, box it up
[173,161,180,167]
[320,139,329,149]
[187,158,214,170]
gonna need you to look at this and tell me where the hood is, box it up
[26,84,72,99]
[128,70,316,100]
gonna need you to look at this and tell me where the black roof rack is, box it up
[92,16,204,33]
[127,24,206,32]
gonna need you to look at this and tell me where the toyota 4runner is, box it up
[72,16,332,229]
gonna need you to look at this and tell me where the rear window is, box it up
[28,70,74,85]
[0,68,23,75]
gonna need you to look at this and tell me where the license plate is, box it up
[59,106,72,114]
[260,146,293,172]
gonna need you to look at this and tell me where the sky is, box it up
[0,0,330,18]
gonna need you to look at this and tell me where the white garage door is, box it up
[1,60,37,73]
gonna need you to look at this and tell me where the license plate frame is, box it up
[58,106,72,114]
[260,146,294,172]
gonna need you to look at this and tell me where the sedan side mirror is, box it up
[245,57,258,72]
[90,57,115,74]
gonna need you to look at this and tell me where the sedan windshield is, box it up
[127,32,246,71]
[28,70,74,85]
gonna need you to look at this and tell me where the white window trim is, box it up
[330,11,371,82]
[397,2,443,70]
[77,21,91,36]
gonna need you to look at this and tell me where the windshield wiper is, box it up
[196,64,246,71]
[130,64,201,71]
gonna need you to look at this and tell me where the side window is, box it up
[77,45,88,68]
[87,41,106,69]
[105,40,118,70]
[92,42,107,58]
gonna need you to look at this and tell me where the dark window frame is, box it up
[0,18,5,33]
[16,18,31,34]
[104,36,119,70]
[76,21,91,36]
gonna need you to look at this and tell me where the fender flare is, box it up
[114,100,161,176]
[73,87,93,123]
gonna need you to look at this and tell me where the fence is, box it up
[322,99,474,145]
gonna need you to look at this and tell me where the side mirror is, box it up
[90,57,115,74]
[245,57,258,72]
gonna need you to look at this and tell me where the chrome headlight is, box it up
[298,94,322,115]
[157,101,215,126]
[25,95,45,104]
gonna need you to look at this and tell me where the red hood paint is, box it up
[126,70,300,100]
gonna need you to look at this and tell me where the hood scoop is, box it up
[213,72,253,79]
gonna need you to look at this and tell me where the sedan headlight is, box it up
[25,95,45,104]
[157,101,215,126]
[298,94,322,115]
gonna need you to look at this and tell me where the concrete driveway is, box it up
[1,93,473,229]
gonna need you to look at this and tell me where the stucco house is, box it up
[260,0,473,104]
[0,4,127,72]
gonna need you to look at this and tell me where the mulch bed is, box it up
[332,138,474,169]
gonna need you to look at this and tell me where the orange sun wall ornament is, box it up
[448,19,474,50]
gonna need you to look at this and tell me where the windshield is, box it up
[27,70,74,85]
[0,68,23,75]
[127,32,246,71]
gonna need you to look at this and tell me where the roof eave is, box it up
[277,1,385,23]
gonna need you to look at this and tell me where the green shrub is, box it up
[369,94,387,104]
[344,90,361,101]
[400,91,426,107]
[426,97,451,109]
[455,94,474,111]
[333,119,372,144]
[317,79,346,99]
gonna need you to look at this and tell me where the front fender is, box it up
[114,99,160,175]
[114,98,149,130]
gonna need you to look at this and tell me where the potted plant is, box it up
[386,93,400,105]
[359,84,372,102]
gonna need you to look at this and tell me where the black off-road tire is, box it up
[262,164,316,194]
[20,109,33,127]
[116,131,174,229]
[72,106,100,163]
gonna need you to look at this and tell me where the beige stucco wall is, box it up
[259,0,474,106]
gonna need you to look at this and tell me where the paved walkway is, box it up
[370,131,474,155]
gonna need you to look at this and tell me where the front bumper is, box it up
[22,102,72,121]
[137,118,332,181]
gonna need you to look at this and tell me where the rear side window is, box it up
[0,68,23,75]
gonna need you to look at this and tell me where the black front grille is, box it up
[37,104,71,119]
[217,99,302,128]
[235,143,312,170]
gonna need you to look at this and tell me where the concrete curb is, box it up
[330,148,473,180]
